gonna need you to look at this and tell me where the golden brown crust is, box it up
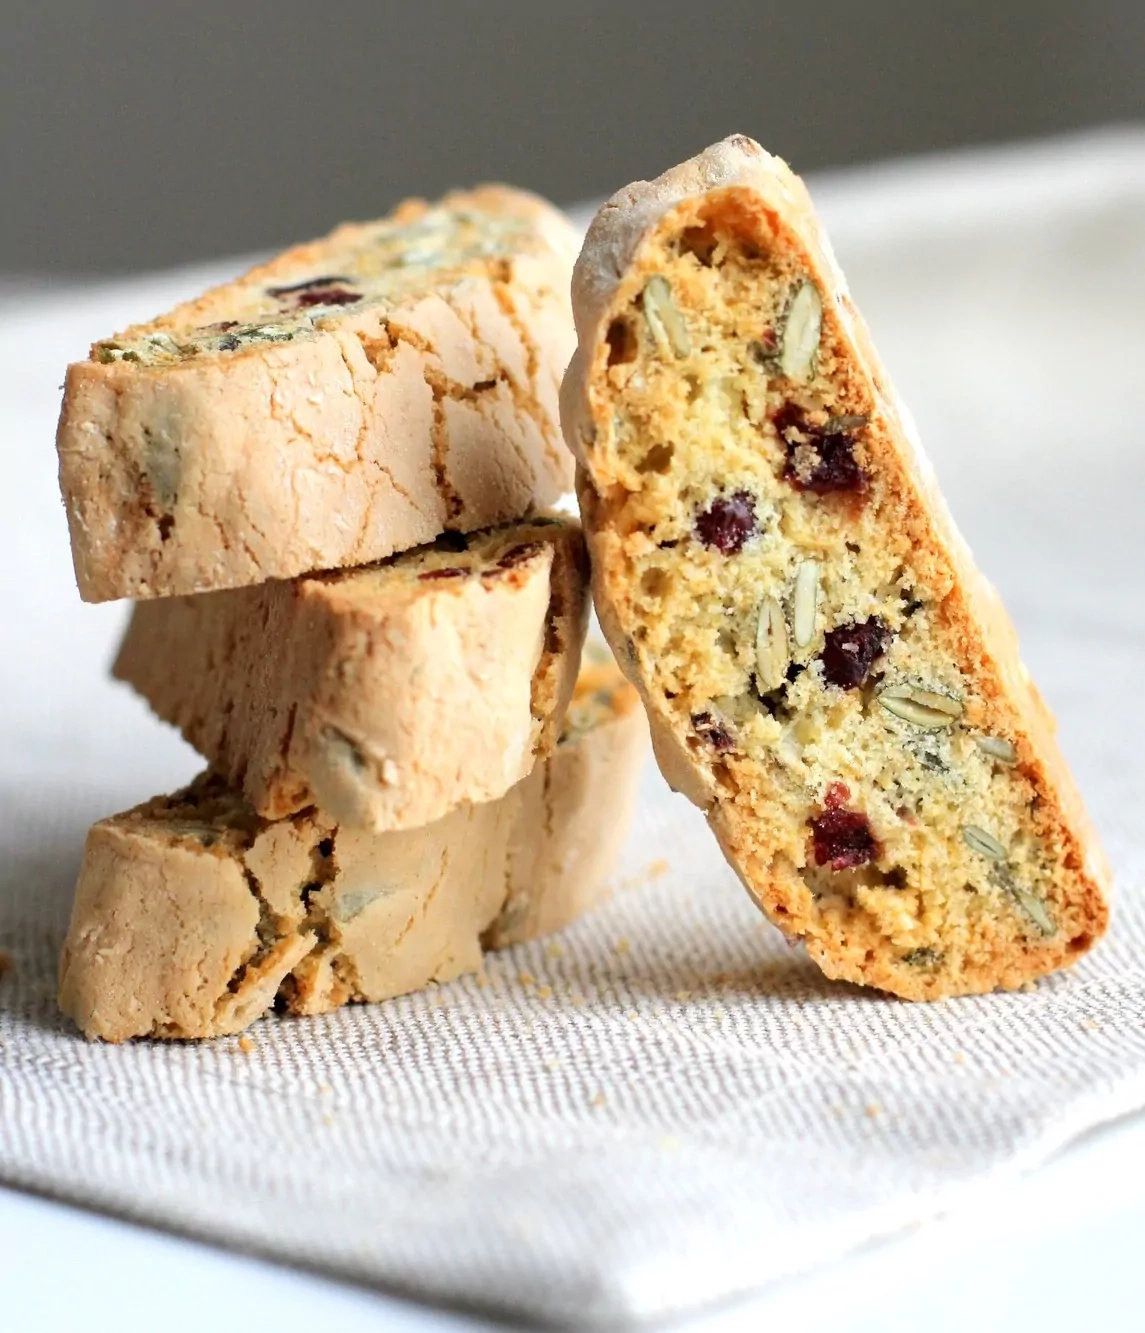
[564,137,1110,1000]
[113,518,589,832]
[58,186,578,602]
[58,660,646,1042]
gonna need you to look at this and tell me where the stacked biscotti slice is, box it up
[55,186,646,1041]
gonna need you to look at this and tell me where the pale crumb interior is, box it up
[314,516,568,605]
[599,208,1081,995]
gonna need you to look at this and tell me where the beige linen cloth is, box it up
[2,130,1145,1327]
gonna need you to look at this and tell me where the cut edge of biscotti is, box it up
[563,134,1110,1001]
[57,185,580,603]
[58,656,645,1042]
[113,514,590,833]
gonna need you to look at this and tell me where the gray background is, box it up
[3,0,1144,274]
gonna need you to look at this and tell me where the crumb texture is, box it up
[58,661,646,1041]
[113,517,589,831]
[565,136,1109,1000]
[57,187,579,602]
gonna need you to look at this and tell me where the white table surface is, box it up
[4,130,1145,1331]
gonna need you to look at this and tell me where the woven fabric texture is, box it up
[1,132,1144,1326]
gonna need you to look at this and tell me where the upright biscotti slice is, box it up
[561,135,1110,1000]
[58,186,578,602]
[114,516,588,832]
[58,660,646,1041]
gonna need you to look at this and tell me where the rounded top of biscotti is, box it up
[89,185,579,371]
[560,137,825,466]
[569,136,808,345]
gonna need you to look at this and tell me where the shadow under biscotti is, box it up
[0,789,94,1040]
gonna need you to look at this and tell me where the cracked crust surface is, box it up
[58,661,646,1041]
[57,186,578,602]
[562,136,1110,1000]
[113,516,589,832]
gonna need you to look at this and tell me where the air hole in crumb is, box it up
[640,567,672,598]
[317,838,334,858]
[606,318,638,367]
[637,442,675,474]
[679,224,719,265]
[157,514,174,542]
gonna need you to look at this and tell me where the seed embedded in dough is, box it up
[779,280,822,382]
[1010,884,1055,936]
[754,597,789,690]
[962,824,1008,860]
[977,735,1018,764]
[792,560,819,648]
[642,276,691,358]
[878,684,963,729]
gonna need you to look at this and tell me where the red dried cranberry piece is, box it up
[293,286,362,307]
[418,566,467,581]
[820,617,890,689]
[694,491,758,554]
[267,274,352,296]
[811,805,878,870]
[775,404,867,494]
[496,542,542,569]
[692,711,735,752]
[823,780,851,810]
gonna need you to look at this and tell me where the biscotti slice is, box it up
[58,660,646,1041]
[58,186,578,602]
[114,516,588,832]
[486,649,648,948]
[561,135,1110,1000]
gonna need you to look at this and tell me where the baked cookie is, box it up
[57,186,578,602]
[561,135,1110,1000]
[114,517,588,832]
[58,660,646,1041]
[486,649,648,948]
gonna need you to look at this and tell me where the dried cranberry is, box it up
[823,781,851,810]
[820,617,890,689]
[811,805,878,870]
[692,711,735,752]
[496,542,542,569]
[293,286,362,307]
[418,566,467,581]
[267,274,352,296]
[775,404,867,494]
[693,491,758,554]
